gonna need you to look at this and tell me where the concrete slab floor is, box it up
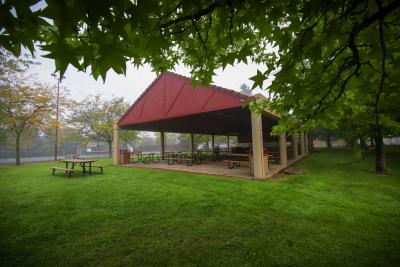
[120,154,308,180]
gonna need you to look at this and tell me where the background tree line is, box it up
[0,52,136,165]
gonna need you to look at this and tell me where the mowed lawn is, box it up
[1,150,400,266]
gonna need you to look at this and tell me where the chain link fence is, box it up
[0,135,112,164]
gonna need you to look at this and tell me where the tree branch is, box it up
[302,56,354,122]
[348,0,400,71]
[160,1,220,29]
[374,0,387,131]
[191,18,208,59]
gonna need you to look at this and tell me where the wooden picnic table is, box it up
[62,159,95,175]
[228,153,250,157]
[164,151,203,166]
[131,152,160,164]
[224,153,250,169]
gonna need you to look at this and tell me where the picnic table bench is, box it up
[224,153,250,169]
[165,152,178,165]
[165,151,202,166]
[223,159,250,169]
[132,152,160,164]
[50,159,103,177]
[50,167,76,178]
[91,165,104,173]
[224,150,281,169]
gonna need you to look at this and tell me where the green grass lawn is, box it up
[1,149,400,266]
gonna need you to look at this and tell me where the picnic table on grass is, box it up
[51,159,103,178]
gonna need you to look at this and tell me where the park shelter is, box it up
[114,72,309,179]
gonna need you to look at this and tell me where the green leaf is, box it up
[250,70,266,89]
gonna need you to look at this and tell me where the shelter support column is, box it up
[279,132,288,167]
[304,131,309,153]
[190,133,194,152]
[251,111,267,178]
[112,122,119,165]
[211,135,215,150]
[291,129,298,160]
[300,131,305,155]
[160,131,165,160]
[227,136,230,151]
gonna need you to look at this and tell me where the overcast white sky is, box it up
[28,50,271,103]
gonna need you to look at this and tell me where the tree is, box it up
[177,133,190,148]
[40,83,75,159]
[194,134,212,149]
[250,1,400,173]
[240,83,252,96]
[157,132,187,148]
[0,52,53,165]
[71,95,131,157]
[120,129,140,147]
[57,126,86,151]
[1,0,399,173]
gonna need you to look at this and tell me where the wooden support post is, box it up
[227,135,230,151]
[211,135,215,150]
[160,131,165,160]
[251,111,267,178]
[190,133,194,152]
[112,122,119,165]
[279,132,288,166]
[300,131,305,155]
[291,129,298,160]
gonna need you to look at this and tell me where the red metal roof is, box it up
[118,72,250,127]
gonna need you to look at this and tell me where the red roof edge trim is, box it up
[118,106,245,128]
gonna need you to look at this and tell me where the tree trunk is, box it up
[15,133,21,166]
[359,135,368,152]
[346,137,356,149]
[108,141,112,158]
[370,135,375,147]
[308,133,313,152]
[326,134,332,149]
[310,133,314,151]
[374,132,386,173]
